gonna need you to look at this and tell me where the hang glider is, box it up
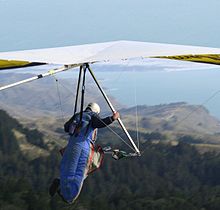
[1,40,220,155]
[1,40,220,70]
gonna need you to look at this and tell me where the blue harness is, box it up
[60,111,94,203]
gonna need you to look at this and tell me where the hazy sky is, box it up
[1,0,220,51]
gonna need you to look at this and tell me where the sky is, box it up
[1,0,220,51]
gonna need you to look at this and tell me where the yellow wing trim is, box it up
[0,59,46,70]
[152,54,220,65]
[0,59,30,69]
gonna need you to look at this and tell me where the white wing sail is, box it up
[1,40,220,68]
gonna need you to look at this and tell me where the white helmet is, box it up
[86,102,100,114]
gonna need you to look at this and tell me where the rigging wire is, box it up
[124,58,140,150]
[52,75,65,124]
[49,73,80,109]
[141,90,220,156]
[56,79,76,94]
[143,88,220,156]
[98,117,137,153]
[175,89,220,129]
[132,60,140,150]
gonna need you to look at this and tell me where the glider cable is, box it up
[53,75,65,123]
[130,59,140,150]
[132,86,220,155]
[134,70,140,150]
[123,58,141,151]
[97,116,137,152]
[175,89,220,128]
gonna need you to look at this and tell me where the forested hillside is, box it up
[1,110,220,210]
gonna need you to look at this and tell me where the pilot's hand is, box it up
[112,111,120,120]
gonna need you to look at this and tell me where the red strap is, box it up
[87,144,95,174]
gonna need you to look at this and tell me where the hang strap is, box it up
[74,65,83,115]
[79,65,87,123]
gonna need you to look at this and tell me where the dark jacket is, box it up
[90,112,115,128]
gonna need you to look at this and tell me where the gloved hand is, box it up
[112,149,127,160]
[112,111,120,120]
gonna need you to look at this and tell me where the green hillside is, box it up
[1,110,220,210]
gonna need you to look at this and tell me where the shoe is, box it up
[49,178,60,197]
